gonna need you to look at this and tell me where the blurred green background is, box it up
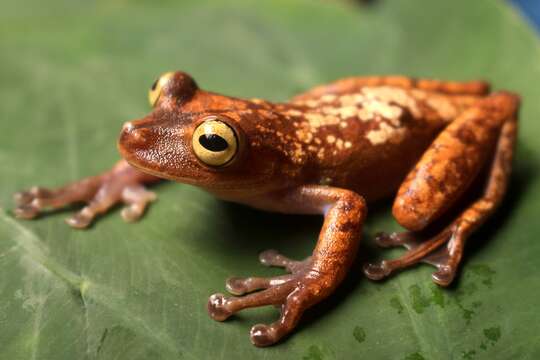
[1,0,540,359]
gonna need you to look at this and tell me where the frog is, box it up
[13,71,519,347]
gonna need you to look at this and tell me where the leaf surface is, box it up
[1,0,540,358]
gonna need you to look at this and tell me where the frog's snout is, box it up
[118,117,202,183]
[120,121,149,146]
[118,121,154,159]
[122,121,135,132]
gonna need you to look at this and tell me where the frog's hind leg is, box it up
[412,78,490,95]
[364,92,519,286]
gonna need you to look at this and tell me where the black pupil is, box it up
[199,134,229,152]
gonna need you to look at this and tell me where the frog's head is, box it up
[118,71,298,195]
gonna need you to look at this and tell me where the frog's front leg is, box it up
[364,92,519,286]
[13,159,161,228]
[208,185,366,347]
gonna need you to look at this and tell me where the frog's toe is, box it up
[431,264,457,287]
[373,231,424,249]
[208,281,295,320]
[225,250,312,295]
[13,204,40,219]
[373,232,396,248]
[225,277,250,295]
[13,191,31,206]
[258,249,311,273]
[120,205,141,223]
[250,324,277,347]
[120,185,156,223]
[258,249,292,267]
[225,274,293,295]
[248,288,306,347]
[13,187,67,219]
[65,207,95,229]
[363,261,392,280]
[207,293,234,321]
[13,182,99,222]
[364,225,467,286]
[14,186,54,205]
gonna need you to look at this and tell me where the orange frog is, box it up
[13,71,519,346]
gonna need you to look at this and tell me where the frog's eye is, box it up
[192,118,238,167]
[148,72,175,107]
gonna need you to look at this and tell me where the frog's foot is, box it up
[13,161,158,228]
[225,250,312,295]
[363,225,463,286]
[208,250,329,347]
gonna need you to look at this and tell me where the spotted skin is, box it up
[13,72,520,346]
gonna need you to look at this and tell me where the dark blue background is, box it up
[511,0,540,31]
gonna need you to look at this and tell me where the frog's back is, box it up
[276,85,481,201]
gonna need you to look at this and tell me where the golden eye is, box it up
[192,118,238,167]
[148,72,175,107]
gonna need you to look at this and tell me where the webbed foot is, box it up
[363,225,464,286]
[13,160,158,228]
[208,249,335,347]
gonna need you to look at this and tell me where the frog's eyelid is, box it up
[149,73,176,107]
[149,77,166,107]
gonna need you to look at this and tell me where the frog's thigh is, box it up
[413,78,490,95]
[392,92,519,231]
[291,76,489,102]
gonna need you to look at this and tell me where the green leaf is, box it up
[1,0,540,358]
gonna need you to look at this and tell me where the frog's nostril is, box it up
[120,122,149,147]
[122,121,135,132]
